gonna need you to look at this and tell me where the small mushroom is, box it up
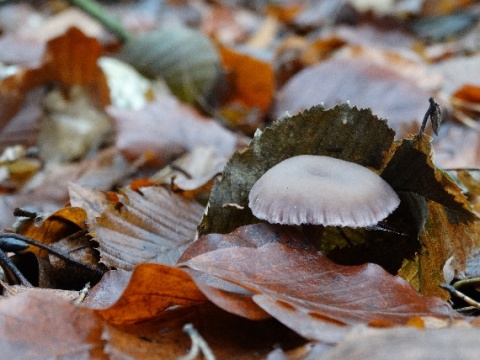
[248,155,400,228]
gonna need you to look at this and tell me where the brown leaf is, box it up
[102,302,304,360]
[17,207,87,258]
[0,27,110,129]
[318,326,480,360]
[108,95,241,166]
[273,57,431,138]
[180,224,456,341]
[0,290,106,359]
[92,264,207,325]
[92,186,204,269]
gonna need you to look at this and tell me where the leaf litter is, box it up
[2,1,480,358]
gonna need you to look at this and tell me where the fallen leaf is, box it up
[17,207,87,258]
[108,95,242,166]
[273,57,432,138]
[317,326,480,360]
[92,186,204,269]
[218,44,275,132]
[0,290,106,359]
[102,302,304,360]
[118,26,220,103]
[180,224,456,342]
[0,26,110,131]
[92,263,207,325]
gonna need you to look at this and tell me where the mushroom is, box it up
[248,155,400,228]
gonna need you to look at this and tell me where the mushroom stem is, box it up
[301,224,325,245]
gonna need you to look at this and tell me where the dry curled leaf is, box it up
[92,186,204,270]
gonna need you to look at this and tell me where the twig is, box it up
[65,0,131,41]
[74,282,91,303]
[440,283,480,310]
[178,323,215,360]
[418,97,442,137]
[0,233,104,278]
[0,249,32,287]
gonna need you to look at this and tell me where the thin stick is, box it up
[418,97,441,136]
[65,0,131,41]
[0,250,32,287]
[440,283,480,310]
[0,233,104,277]
[179,323,216,360]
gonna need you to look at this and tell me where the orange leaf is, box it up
[452,84,480,103]
[219,45,274,113]
[93,264,208,325]
[18,207,87,257]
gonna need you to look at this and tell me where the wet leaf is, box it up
[92,186,204,270]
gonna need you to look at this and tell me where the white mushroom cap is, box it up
[248,155,400,227]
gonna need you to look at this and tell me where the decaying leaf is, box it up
[92,186,204,270]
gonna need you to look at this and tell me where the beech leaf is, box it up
[91,263,207,325]
[0,290,105,359]
[92,186,205,270]
[180,224,456,341]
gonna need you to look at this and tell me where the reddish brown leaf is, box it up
[92,263,208,325]
[180,224,456,341]
[0,290,106,359]
[102,302,304,360]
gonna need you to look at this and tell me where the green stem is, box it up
[66,0,132,42]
